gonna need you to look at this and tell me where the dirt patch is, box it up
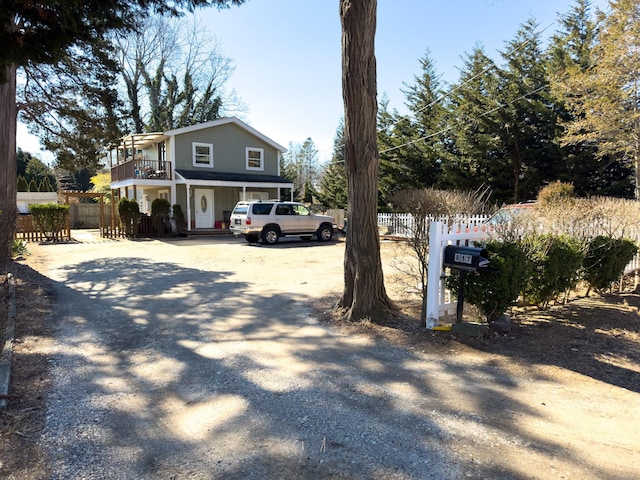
[0,262,54,479]
[321,292,640,394]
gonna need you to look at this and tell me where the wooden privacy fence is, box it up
[101,215,157,239]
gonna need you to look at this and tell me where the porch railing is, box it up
[111,159,172,182]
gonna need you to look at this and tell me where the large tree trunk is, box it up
[0,64,17,270]
[338,0,392,321]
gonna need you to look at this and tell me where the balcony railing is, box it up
[111,158,172,182]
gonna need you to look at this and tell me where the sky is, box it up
[17,0,610,165]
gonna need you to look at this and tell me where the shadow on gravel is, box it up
[30,256,630,480]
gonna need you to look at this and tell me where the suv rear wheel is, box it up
[261,226,280,245]
[316,223,333,242]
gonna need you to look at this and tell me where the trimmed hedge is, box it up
[446,240,528,322]
[584,236,637,294]
[522,233,583,308]
[118,198,140,238]
[151,198,171,235]
[445,233,638,322]
[30,203,69,241]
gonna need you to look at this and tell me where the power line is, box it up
[379,84,548,155]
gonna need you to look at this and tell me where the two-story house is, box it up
[109,117,292,233]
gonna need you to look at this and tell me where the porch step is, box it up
[188,229,233,236]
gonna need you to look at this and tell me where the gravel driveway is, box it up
[28,232,639,479]
[33,234,458,479]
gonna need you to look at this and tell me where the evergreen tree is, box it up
[117,16,237,133]
[558,0,640,198]
[548,0,633,197]
[493,18,563,203]
[25,157,52,188]
[318,121,348,209]
[338,0,392,320]
[445,45,503,193]
[17,176,28,192]
[16,148,33,178]
[39,175,55,193]
[378,52,446,205]
[28,178,38,192]
[20,46,125,176]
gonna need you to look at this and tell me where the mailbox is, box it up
[444,245,490,272]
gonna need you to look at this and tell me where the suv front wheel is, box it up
[261,225,280,245]
[316,223,334,242]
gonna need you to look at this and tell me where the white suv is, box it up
[230,200,336,245]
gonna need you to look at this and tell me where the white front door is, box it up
[194,188,214,229]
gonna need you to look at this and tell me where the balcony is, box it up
[111,158,172,182]
[108,132,168,183]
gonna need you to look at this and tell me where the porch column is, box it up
[186,184,192,232]
[110,189,117,231]
[242,186,246,201]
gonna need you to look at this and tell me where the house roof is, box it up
[164,117,287,153]
[175,169,293,185]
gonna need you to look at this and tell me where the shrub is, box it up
[446,240,529,322]
[583,236,637,294]
[30,204,69,241]
[390,187,491,319]
[521,233,583,308]
[118,198,140,238]
[537,181,574,209]
[151,198,171,235]
[12,239,29,258]
[172,204,187,235]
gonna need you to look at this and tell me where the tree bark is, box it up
[0,64,17,270]
[338,0,392,321]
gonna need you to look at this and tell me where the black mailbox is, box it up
[444,245,490,272]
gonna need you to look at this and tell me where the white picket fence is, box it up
[377,213,489,237]
[425,220,491,329]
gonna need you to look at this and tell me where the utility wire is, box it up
[379,84,549,155]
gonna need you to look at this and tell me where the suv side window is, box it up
[251,203,274,215]
[276,204,293,215]
[293,204,310,216]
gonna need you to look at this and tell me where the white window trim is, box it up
[246,147,264,171]
[193,142,214,168]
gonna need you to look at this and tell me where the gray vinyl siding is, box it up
[175,184,187,212]
[172,123,279,175]
[216,188,237,221]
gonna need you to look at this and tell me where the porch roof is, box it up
[175,169,293,185]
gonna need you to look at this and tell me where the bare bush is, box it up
[389,187,490,319]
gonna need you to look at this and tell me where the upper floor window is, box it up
[193,142,213,167]
[246,147,264,171]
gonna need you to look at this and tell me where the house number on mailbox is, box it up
[454,253,472,264]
